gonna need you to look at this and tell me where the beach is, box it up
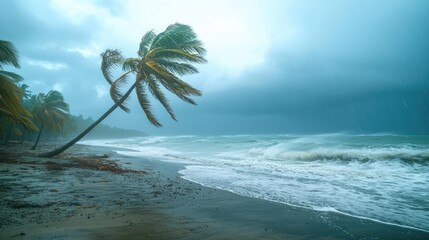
[1,142,428,239]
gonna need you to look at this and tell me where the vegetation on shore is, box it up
[0,40,36,138]
[40,23,206,157]
[30,90,70,150]
[0,40,144,147]
[1,23,204,154]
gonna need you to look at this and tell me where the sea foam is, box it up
[82,134,429,232]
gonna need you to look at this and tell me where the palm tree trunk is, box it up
[38,83,137,158]
[20,129,26,143]
[4,124,13,145]
[31,123,44,150]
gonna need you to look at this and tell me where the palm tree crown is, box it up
[32,90,70,132]
[102,23,207,126]
[30,90,70,150]
[0,40,35,130]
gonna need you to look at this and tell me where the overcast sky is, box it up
[1,0,428,135]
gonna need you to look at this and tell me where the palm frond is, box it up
[0,70,24,82]
[109,71,132,112]
[178,39,206,55]
[122,58,139,72]
[138,30,156,57]
[154,60,198,76]
[0,75,32,119]
[136,81,161,127]
[148,73,199,105]
[148,23,206,64]
[151,23,197,50]
[0,40,20,68]
[145,62,202,96]
[143,72,176,120]
[100,49,123,85]
[149,48,207,64]
[0,76,23,117]
[0,111,37,131]
[0,40,36,130]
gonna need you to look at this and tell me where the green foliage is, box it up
[0,40,20,68]
[101,23,207,127]
[30,90,70,149]
[36,23,206,157]
[100,49,123,85]
[32,90,70,133]
[0,40,36,132]
[0,40,145,146]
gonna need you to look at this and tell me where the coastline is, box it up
[1,142,428,239]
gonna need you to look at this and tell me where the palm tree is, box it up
[19,83,32,100]
[31,90,70,150]
[39,23,206,157]
[0,40,36,143]
[18,94,43,143]
[18,86,34,142]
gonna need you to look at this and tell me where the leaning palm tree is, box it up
[31,90,70,150]
[20,94,38,143]
[0,40,36,142]
[39,23,206,157]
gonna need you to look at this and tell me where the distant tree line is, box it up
[0,40,144,149]
[65,114,145,140]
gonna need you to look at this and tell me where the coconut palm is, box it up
[31,90,70,150]
[19,83,32,100]
[0,40,35,127]
[0,40,36,143]
[20,94,38,143]
[39,23,206,157]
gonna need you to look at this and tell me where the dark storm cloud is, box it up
[0,1,99,48]
[201,49,429,115]
[164,0,429,135]
[189,51,429,134]
[0,0,108,116]
[1,0,428,135]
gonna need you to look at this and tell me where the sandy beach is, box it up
[1,142,428,240]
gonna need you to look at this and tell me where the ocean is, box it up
[82,134,429,232]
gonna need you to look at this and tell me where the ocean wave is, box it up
[82,134,429,231]
[82,136,429,165]
[281,148,429,164]
[219,144,429,165]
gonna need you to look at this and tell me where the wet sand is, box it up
[1,142,428,239]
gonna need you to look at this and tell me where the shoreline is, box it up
[1,142,428,239]
[181,174,429,234]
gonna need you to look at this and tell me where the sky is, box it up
[1,0,428,135]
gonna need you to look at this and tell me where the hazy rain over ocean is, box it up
[1,0,428,135]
